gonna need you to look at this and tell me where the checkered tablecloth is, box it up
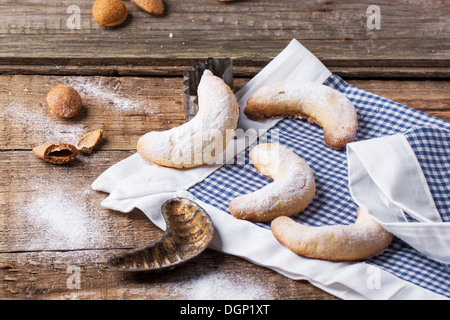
[188,74,450,299]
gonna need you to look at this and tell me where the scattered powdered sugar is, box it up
[3,76,154,144]
[173,270,273,300]
[16,179,108,250]
[25,192,91,249]
[3,100,86,143]
[68,77,154,114]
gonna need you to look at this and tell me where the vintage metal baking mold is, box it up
[183,57,233,121]
[108,197,214,272]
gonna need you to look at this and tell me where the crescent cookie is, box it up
[271,207,394,261]
[229,143,316,222]
[244,81,358,150]
[137,70,239,168]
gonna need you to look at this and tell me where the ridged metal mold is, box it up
[108,197,214,272]
[183,57,233,121]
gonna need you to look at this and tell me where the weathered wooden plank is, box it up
[1,75,449,151]
[0,75,186,150]
[0,150,159,252]
[1,64,450,79]
[0,249,337,300]
[2,38,448,66]
[5,0,448,42]
[0,0,448,77]
[348,79,450,122]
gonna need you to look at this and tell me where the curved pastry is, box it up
[137,70,239,168]
[244,81,358,150]
[229,143,316,222]
[271,207,394,261]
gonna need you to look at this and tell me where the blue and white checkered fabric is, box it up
[188,75,450,298]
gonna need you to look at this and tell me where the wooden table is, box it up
[1,0,449,300]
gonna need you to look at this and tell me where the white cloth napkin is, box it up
[348,133,450,265]
[92,39,446,300]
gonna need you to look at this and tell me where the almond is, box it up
[93,0,128,27]
[75,129,104,154]
[33,143,79,164]
[46,85,82,119]
[131,0,165,15]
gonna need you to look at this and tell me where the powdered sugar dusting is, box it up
[3,100,86,143]
[272,208,393,261]
[3,77,155,145]
[138,70,238,168]
[249,81,357,148]
[173,270,273,300]
[69,77,154,114]
[230,143,316,221]
[26,191,91,248]
[15,178,108,250]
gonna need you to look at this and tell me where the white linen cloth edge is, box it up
[347,133,450,265]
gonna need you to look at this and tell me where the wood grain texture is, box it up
[0,249,336,300]
[0,0,448,77]
[0,75,185,149]
[1,75,449,151]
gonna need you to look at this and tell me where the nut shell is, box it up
[131,0,165,15]
[93,0,128,27]
[33,143,79,164]
[108,198,214,272]
[76,129,104,154]
[46,85,82,118]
